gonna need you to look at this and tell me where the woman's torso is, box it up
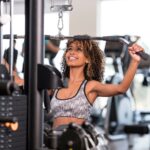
[50,80,92,128]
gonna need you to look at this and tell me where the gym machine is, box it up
[0,75,27,150]
[1,0,150,149]
[103,36,150,150]
[43,34,150,150]
[0,0,27,149]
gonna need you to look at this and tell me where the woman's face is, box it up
[65,42,88,67]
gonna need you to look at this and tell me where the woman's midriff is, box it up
[53,117,85,129]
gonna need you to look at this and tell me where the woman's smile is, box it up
[68,56,78,61]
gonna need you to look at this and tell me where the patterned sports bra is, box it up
[50,80,92,119]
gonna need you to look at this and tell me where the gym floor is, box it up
[109,134,150,150]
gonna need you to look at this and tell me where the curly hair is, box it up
[61,39,105,82]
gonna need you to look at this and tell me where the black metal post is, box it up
[25,0,44,149]
[0,0,3,63]
[24,0,30,149]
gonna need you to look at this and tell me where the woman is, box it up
[50,38,144,129]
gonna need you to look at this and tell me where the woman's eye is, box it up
[66,48,72,51]
[77,48,82,51]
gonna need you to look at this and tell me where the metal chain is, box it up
[57,10,64,36]
[51,0,73,36]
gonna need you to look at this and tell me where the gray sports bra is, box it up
[50,80,92,119]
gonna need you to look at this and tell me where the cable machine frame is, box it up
[20,0,150,149]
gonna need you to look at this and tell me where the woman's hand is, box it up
[128,44,144,62]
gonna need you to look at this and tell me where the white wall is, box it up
[69,0,98,36]
[99,0,150,49]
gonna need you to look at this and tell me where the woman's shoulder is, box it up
[86,80,101,85]
[85,80,102,91]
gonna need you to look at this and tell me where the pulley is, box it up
[50,0,73,12]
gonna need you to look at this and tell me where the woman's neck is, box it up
[69,67,85,82]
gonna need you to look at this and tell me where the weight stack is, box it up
[0,95,27,150]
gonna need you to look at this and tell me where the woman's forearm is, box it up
[120,59,140,92]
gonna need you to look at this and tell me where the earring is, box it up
[85,60,89,64]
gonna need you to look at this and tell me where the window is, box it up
[99,0,150,110]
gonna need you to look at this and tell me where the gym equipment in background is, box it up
[0,65,27,150]
[103,38,150,150]
[0,95,27,150]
